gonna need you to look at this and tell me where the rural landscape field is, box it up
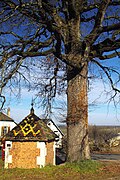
[0,125,120,180]
[61,125,120,153]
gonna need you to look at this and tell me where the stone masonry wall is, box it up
[8,142,40,168]
[46,142,55,165]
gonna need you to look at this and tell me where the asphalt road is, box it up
[91,153,120,161]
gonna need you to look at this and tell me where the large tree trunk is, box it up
[67,64,90,162]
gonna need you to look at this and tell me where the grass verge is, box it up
[65,160,101,173]
[0,159,102,180]
[0,159,119,180]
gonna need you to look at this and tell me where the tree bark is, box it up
[67,63,90,162]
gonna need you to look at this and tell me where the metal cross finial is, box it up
[31,99,34,108]
[30,98,34,114]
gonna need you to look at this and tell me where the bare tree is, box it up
[0,0,120,162]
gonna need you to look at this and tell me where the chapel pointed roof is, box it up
[3,107,57,142]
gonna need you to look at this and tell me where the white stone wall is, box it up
[4,141,12,168]
[53,142,56,165]
[37,142,47,168]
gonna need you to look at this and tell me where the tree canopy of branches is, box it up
[0,0,120,162]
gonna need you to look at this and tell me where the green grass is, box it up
[65,160,101,173]
[0,159,102,180]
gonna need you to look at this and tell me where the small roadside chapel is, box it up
[2,105,57,169]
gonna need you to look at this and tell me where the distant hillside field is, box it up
[59,125,120,136]
[59,125,120,153]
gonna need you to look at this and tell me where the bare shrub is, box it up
[89,125,120,152]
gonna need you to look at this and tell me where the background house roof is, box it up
[0,112,14,122]
[3,108,57,142]
[43,119,64,136]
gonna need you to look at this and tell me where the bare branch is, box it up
[98,51,120,60]
[0,94,6,111]
[100,23,120,33]
[82,1,120,13]
[91,38,120,58]
[0,57,24,89]
[91,59,120,94]
[86,0,111,44]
